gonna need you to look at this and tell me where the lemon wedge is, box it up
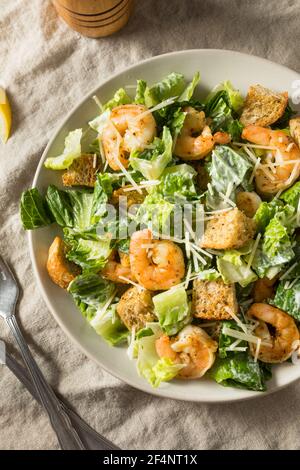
[0,87,12,143]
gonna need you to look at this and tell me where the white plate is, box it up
[29,49,300,402]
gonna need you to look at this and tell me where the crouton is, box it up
[201,208,256,250]
[46,236,80,289]
[62,154,101,187]
[240,85,288,127]
[110,186,146,208]
[192,279,237,320]
[116,286,156,331]
[290,117,300,148]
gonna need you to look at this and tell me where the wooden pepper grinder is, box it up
[52,0,133,38]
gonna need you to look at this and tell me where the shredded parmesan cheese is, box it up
[184,263,192,289]
[254,338,261,362]
[219,191,236,207]
[249,157,261,183]
[247,233,261,271]
[233,142,277,151]
[118,276,145,290]
[92,95,103,111]
[132,96,178,123]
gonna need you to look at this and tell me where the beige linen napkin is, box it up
[1,0,300,450]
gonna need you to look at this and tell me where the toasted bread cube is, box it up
[201,208,256,250]
[116,286,155,331]
[240,85,288,127]
[47,236,80,289]
[290,117,300,148]
[62,154,101,187]
[110,186,146,208]
[192,279,237,320]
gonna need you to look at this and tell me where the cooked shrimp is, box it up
[236,191,262,218]
[247,303,300,363]
[174,107,230,160]
[102,104,156,171]
[252,277,277,303]
[242,126,300,195]
[101,250,136,284]
[155,325,217,379]
[129,229,185,290]
[47,236,80,289]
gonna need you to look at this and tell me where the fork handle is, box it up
[6,315,85,450]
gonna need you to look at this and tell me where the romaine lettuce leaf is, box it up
[134,79,147,105]
[88,109,111,134]
[217,256,257,287]
[178,72,200,102]
[68,190,94,231]
[136,325,184,387]
[280,181,300,210]
[20,188,53,230]
[194,269,221,281]
[204,85,243,139]
[218,320,247,359]
[91,173,114,225]
[210,352,268,391]
[254,199,284,232]
[206,81,244,112]
[90,303,129,346]
[154,164,198,202]
[45,185,73,227]
[272,102,296,129]
[66,236,111,272]
[137,192,174,232]
[273,280,300,321]
[144,72,186,108]
[262,218,294,264]
[130,126,172,180]
[44,129,82,170]
[68,273,115,320]
[103,88,131,110]
[207,145,252,209]
[69,273,128,345]
[152,287,191,335]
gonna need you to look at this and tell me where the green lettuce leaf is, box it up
[44,129,82,170]
[68,190,94,231]
[66,236,111,272]
[103,88,131,110]
[90,302,129,346]
[178,72,200,102]
[45,185,73,227]
[136,325,184,387]
[137,192,174,232]
[206,81,243,112]
[217,256,257,287]
[194,269,221,281]
[91,173,114,225]
[88,109,111,134]
[154,164,198,202]
[218,320,247,359]
[210,352,268,391]
[68,273,115,320]
[144,72,186,108]
[272,102,296,129]
[130,126,172,180]
[204,85,243,139]
[134,79,147,105]
[153,286,191,335]
[207,146,252,209]
[20,188,53,230]
[262,218,294,265]
[273,280,300,321]
[280,181,300,210]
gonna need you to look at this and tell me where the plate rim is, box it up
[28,48,300,403]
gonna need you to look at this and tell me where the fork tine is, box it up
[0,255,19,318]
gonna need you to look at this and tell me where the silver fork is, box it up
[0,255,86,450]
